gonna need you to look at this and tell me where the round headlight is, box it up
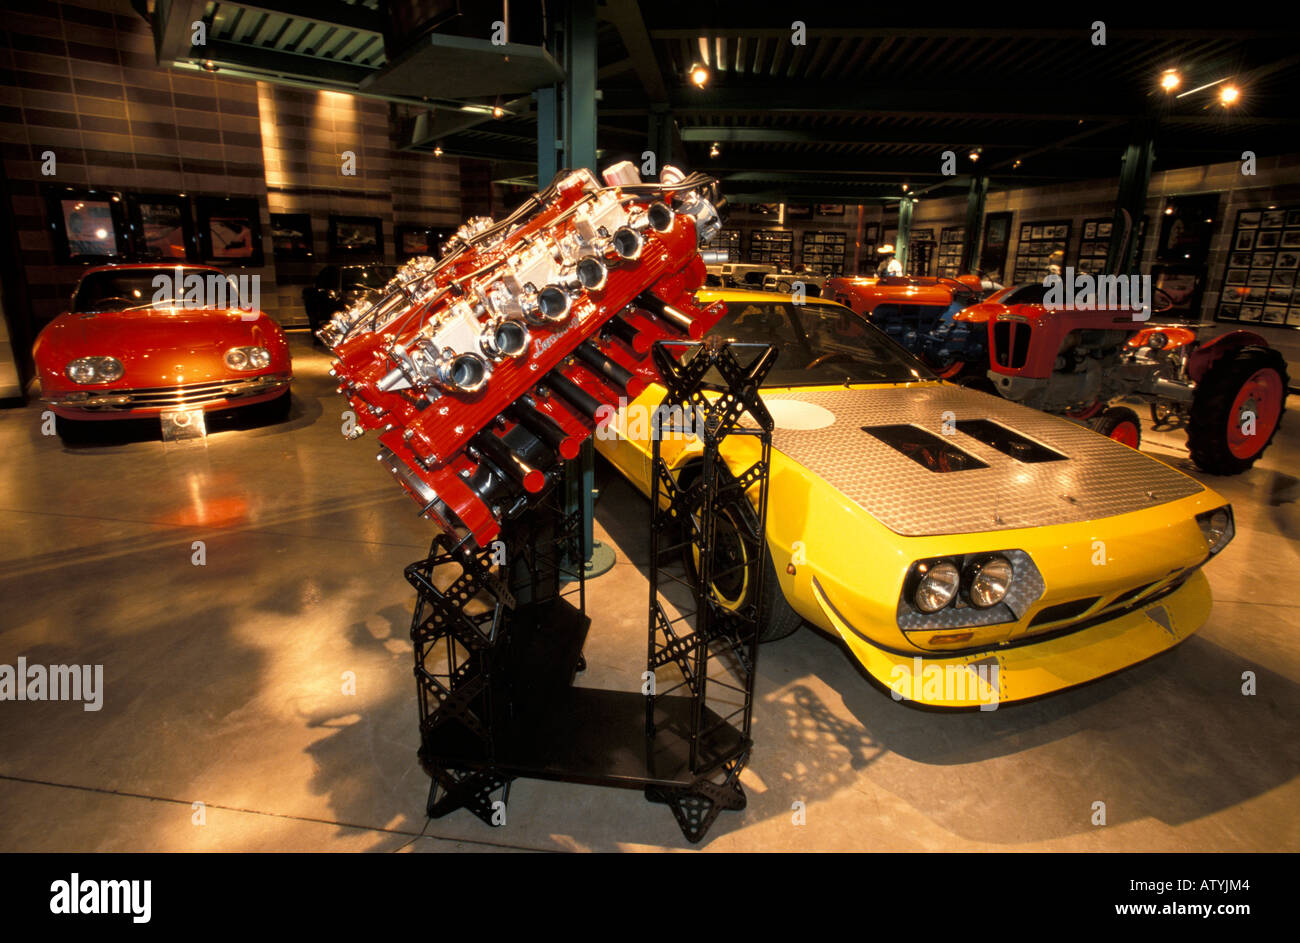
[1201,508,1231,552]
[247,347,270,369]
[1147,331,1168,350]
[97,357,124,381]
[915,561,961,613]
[66,359,97,383]
[969,556,1014,608]
[224,348,249,370]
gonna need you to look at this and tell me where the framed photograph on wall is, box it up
[329,215,384,257]
[128,193,194,261]
[269,213,313,259]
[979,211,1014,284]
[44,186,129,262]
[197,196,264,266]
[816,203,845,217]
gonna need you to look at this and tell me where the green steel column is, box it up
[535,85,558,186]
[1105,119,1156,275]
[559,0,607,573]
[895,197,915,273]
[962,175,989,274]
[563,0,598,174]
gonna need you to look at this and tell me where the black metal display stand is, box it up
[405,339,775,843]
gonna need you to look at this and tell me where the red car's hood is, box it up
[35,307,290,390]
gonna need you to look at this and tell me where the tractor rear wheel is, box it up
[1092,406,1142,448]
[1187,346,1288,475]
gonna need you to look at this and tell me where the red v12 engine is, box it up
[321,163,726,547]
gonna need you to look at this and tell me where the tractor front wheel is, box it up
[1092,406,1142,448]
[1187,346,1288,475]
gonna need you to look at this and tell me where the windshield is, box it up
[72,268,246,312]
[341,266,396,290]
[707,300,935,386]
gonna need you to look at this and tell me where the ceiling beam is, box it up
[602,0,669,102]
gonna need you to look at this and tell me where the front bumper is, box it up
[813,568,1211,707]
[42,373,290,419]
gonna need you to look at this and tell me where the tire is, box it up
[679,469,803,643]
[1092,405,1142,448]
[1187,346,1288,475]
[1149,402,1176,427]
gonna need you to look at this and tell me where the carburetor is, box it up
[321,163,726,547]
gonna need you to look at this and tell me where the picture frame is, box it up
[269,213,313,259]
[816,203,845,217]
[197,196,264,267]
[328,215,384,257]
[128,192,195,262]
[43,185,129,263]
[1255,230,1280,249]
[1261,210,1285,229]
[1237,210,1261,229]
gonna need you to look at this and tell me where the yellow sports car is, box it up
[595,290,1235,707]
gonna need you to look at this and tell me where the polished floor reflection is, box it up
[0,335,1296,851]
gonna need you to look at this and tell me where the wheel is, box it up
[1149,401,1177,427]
[1187,346,1288,475]
[1092,406,1142,448]
[680,472,802,643]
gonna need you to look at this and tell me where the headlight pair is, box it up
[911,555,1014,614]
[225,346,271,371]
[65,356,124,384]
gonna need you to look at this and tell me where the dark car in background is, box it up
[302,264,397,338]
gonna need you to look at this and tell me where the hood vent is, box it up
[862,424,989,473]
[955,419,1066,463]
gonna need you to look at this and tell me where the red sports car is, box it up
[33,263,292,440]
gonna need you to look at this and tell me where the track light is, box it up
[689,63,710,88]
[709,142,720,158]
[1220,84,1240,106]
[901,183,909,193]
[433,145,443,157]
[1160,69,1181,92]
[969,148,981,162]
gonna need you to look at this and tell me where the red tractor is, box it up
[982,294,1288,475]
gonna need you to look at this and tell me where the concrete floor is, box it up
[0,334,1297,852]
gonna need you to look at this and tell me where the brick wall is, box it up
[0,0,469,371]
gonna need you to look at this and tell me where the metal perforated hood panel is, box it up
[762,385,1203,536]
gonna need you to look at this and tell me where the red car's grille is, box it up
[48,375,288,412]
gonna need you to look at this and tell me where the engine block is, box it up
[322,163,726,547]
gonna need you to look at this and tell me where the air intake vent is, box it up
[992,319,1031,368]
[1108,581,1157,608]
[863,425,989,473]
[956,419,1066,463]
[1028,596,1101,627]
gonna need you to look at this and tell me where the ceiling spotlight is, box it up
[1219,84,1240,106]
[1160,69,1181,92]
[1013,158,1022,168]
[200,59,219,72]
[433,145,443,157]
[969,148,982,162]
[689,63,710,88]
[709,142,720,158]
[901,183,909,193]
[1164,206,1175,215]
